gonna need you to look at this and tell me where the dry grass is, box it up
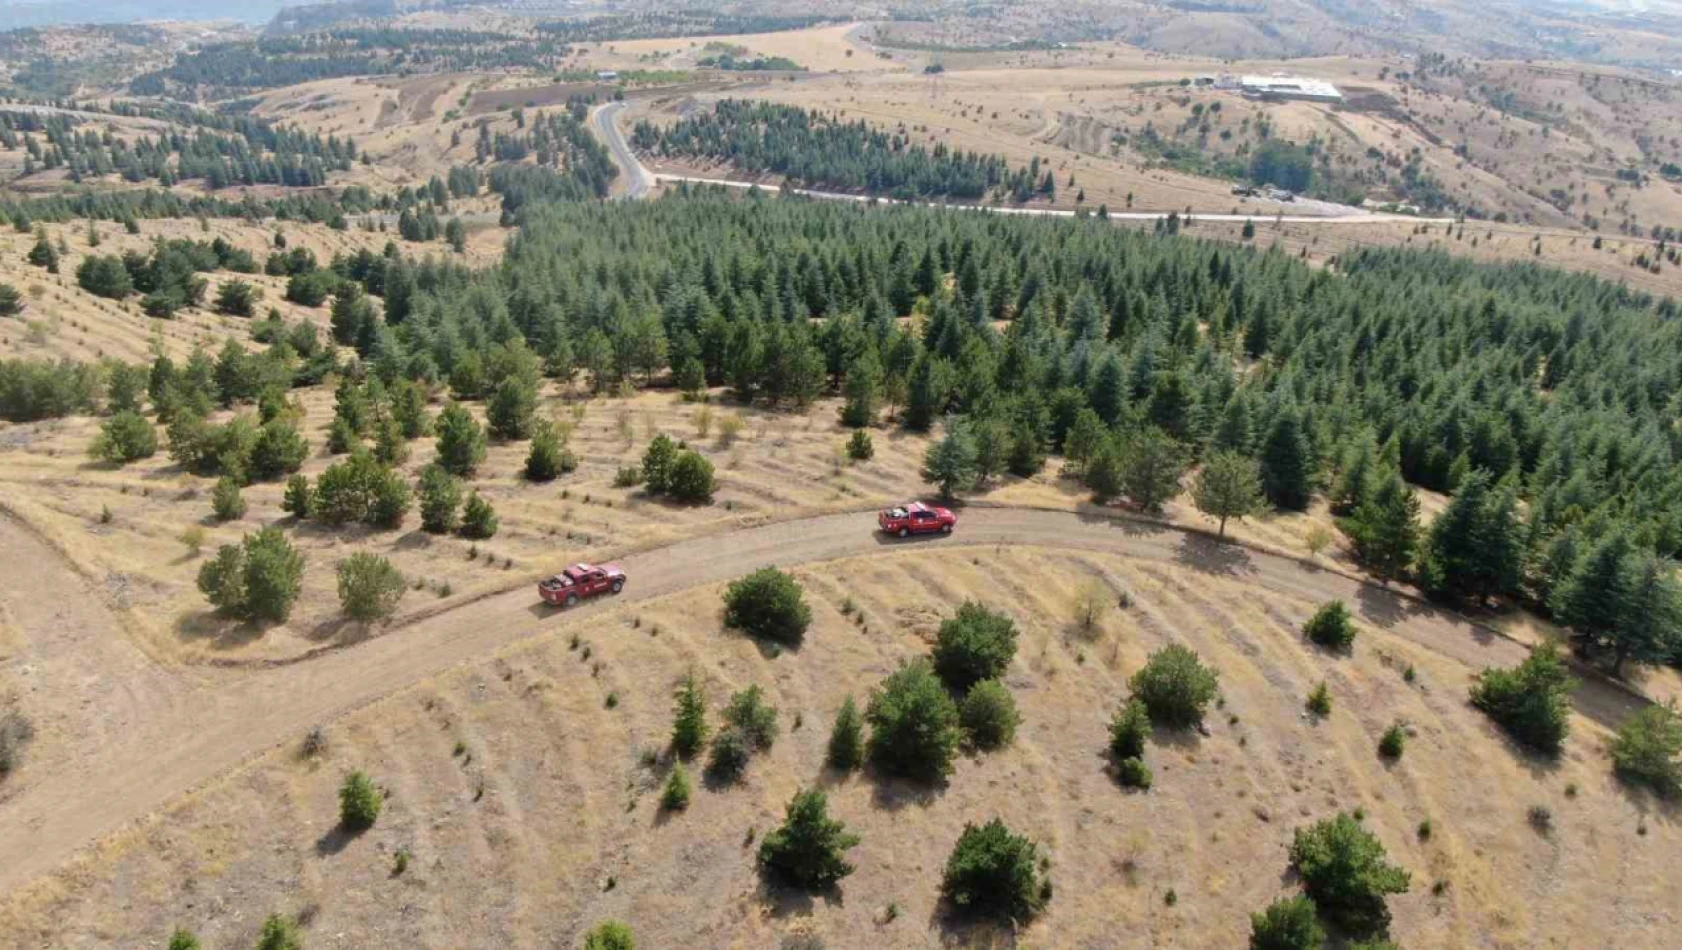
[2,543,1671,949]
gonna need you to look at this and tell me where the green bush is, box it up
[724,685,779,751]
[338,769,382,830]
[826,695,864,770]
[337,553,405,622]
[671,671,709,759]
[707,725,751,782]
[369,470,411,530]
[418,465,462,534]
[960,679,1020,750]
[254,914,302,950]
[642,433,678,492]
[758,788,860,890]
[91,411,157,464]
[460,492,499,539]
[249,419,308,480]
[931,601,1019,691]
[1128,644,1220,728]
[723,567,811,644]
[846,428,874,461]
[667,450,716,504]
[198,528,304,623]
[1469,643,1575,755]
[524,420,568,481]
[940,819,1046,922]
[661,763,692,811]
[1289,813,1411,939]
[1248,894,1325,950]
[166,928,201,950]
[613,465,644,488]
[1306,681,1332,717]
[1115,756,1152,789]
[282,474,312,518]
[866,659,961,781]
[211,476,247,521]
[1304,600,1357,651]
[214,279,260,316]
[1109,698,1151,760]
[582,921,635,950]
[1610,701,1682,796]
[76,254,134,300]
[0,283,22,316]
[433,401,486,476]
[1378,722,1406,759]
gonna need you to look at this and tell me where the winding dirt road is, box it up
[0,506,1645,896]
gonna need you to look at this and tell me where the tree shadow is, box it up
[1172,533,1253,577]
[871,531,952,548]
[928,899,1020,949]
[1150,725,1205,752]
[1355,583,1424,630]
[175,609,269,651]
[867,769,945,812]
[314,823,361,857]
[756,875,843,921]
[304,616,366,645]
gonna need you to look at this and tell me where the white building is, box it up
[1238,75,1343,103]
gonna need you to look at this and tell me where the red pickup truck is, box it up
[879,502,956,538]
[538,562,626,607]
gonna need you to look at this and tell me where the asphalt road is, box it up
[592,101,652,199]
[0,505,1647,896]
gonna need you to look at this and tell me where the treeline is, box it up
[696,54,805,72]
[632,101,1054,202]
[534,11,835,43]
[2,111,356,189]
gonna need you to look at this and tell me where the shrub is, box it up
[338,770,382,830]
[582,921,635,950]
[866,659,961,781]
[723,567,811,644]
[661,763,692,811]
[1128,645,1220,728]
[524,420,567,481]
[826,695,864,770]
[960,679,1020,750]
[1109,698,1151,760]
[671,671,709,758]
[281,474,312,518]
[249,420,308,480]
[1378,722,1406,759]
[846,429,874,461]
[1306,682,1332,717]
[0,708,36,776]
[1469,643,1575,755]
[724,685,779,751]
[931,601,1019,691]
[0,283,21,316]
[254,915,302,950]
[940,819,1046,922]
[642,433,678,492]
[167,928,201,950]
[1289,813,1410,939]
[212,476,247,521]
[707,725,751,782]
[460,492,499,539]
[338,553,405,622]
[1610,701,1682,796]
[666,450,716,503]
[91,411,157,464]
[178,524,206,555]
[434,401,486,476]
[216,527,304,623]
[1248,894,1325,950]
[214,279,260,316]
[758,788,860,890]
[418,465,462,534]
[1304,601,1357,651]
[1116,756,1152,789]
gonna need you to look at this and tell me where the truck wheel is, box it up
[941,523,952,534]
[565,593,578,608]
[898,527,909,538]
[611,579,624,594]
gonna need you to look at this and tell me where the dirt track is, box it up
[0,505,1645,897]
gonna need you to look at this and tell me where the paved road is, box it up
[592,101,652,199]
[0,505,1645,896]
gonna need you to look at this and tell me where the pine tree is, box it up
[1341,468,1420,581]
[671,671,708,759]
[827,695,864,770]
[1193,450,1264,538]
[922,424,978,500]
[1259,406,1314,511]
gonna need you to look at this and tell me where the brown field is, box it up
[587,23,892,75]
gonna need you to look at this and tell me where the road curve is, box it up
[0,506,1643,897]
[592,101,652,199]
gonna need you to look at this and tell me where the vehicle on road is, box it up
[538,563,626,607]
[879,502,956,537]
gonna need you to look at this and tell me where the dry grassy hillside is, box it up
[0,215,501,364]
[3,541,1673,949]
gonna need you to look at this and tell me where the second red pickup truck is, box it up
[538,562,626,607]
[878,501,956,538]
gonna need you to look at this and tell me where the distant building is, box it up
[597,70,619,81]
[1238,75,1343,103]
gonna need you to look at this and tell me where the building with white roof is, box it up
[1238,75,1343,103]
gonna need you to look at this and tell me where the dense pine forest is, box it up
[7,190,1682,672]
[632,101,1057,202]
[1,110,356,189]
[532,12,837,44]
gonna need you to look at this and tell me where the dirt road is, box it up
[0,505,1642,897]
